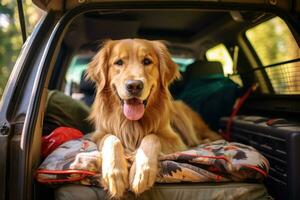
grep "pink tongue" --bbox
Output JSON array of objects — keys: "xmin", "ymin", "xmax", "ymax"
[{"xmin": 123, "ymin": 103, "xmax": 145, "ymax": 120}]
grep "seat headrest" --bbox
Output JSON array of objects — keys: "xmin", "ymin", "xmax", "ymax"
[{"xmin": 185, "ymin": 60, "xmax": 224, "ymax": 80}]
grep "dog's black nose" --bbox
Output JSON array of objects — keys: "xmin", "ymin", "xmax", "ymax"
[{"xmin": 126, "ymin": 80, "xmax": 144, "ymax": 96}]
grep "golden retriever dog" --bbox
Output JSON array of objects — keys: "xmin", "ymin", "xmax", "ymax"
[{"xmin": 86, "ymin": 39, "xmax": 221, "ymax": 198}]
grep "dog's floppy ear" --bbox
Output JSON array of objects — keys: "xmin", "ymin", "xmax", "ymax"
[
  {"xmin": 86, "ymin": 40, "xmax": 113, "ymax": 92},
  {"xmin": 152, "ymin": 41, "xmax": 180, "ymax": 88}
]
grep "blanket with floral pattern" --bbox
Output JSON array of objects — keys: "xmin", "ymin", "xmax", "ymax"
[{"xmin": 36, "ymin": 135, "xmax": 269, "ymax": 187}]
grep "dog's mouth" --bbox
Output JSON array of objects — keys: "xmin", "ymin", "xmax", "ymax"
[
  {"xmin": 121, "ymin": 98, "xmax": 148, "ymax": 107},
  {"xmin": 113, "ymin": 85, "xmax": 152, "ymax": 121},
  {"xmin": 121, "ymin": 98, "xmax": 147, "ymax": 121}
]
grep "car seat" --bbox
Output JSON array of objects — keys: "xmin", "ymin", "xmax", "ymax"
[
  {"xmin": 176, "ymin": 60, "xmax": 241, "ymax": 130},
  {"xmin": 79, "ymin": 70, "xmax": 96, "ymax": 107}
]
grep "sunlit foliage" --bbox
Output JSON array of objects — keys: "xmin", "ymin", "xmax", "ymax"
[
  {"xmin": 0, "ymin": 0, "xmax": 44, "ymax": 98},
  {"xmin": 246, "ymin": 17, "xmax": 300, "ymax": 66}
]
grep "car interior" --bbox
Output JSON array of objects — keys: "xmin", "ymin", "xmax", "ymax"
[{"xmin": 26, "ymin": 8, "xmax": 300, "ymax": 200}]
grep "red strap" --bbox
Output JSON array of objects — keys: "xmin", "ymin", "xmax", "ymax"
[
  {"xmin": 35, "ymin": 169, "xmax": 97, "ymax": 183},
  {"xmin": 222, "ymin": 84, "xmax": 258, "ymax": 141}
]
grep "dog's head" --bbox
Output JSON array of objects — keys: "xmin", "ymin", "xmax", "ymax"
[{"xmin": 86, "ymin": 39, "xmax": 180, "ymax": 121}]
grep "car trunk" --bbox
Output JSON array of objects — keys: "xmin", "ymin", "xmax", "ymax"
[{"xmin": 3, "ymin": 1, "xmax": 300, "ymax": 200}]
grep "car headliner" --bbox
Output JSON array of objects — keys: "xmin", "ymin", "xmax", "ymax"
[
  {"xmin": 62, "ymin": 9, "xmax": 268, "ymax": 57},
  {"xmin": 32, "ymin": 0, "xmax": 292, "ymax": 12}
]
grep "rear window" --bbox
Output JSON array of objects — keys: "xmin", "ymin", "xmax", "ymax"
[
  {"xmin": 206, "ymin": 44, "xmax": 242, "ymax": 85},
  {"xmin": 246, "ymin": 17, "xmax": 300, "ymax": 94},
  {"xmin": 206, "ymin": 44, "xmax": 233, "ymax": 76},
  {"xmin": 172, "ymin": 57, "xmax": 195, "ymax": 72},
  {"xmin": 66, "ymin": 56, "xmax": 91, "ymax": 85},
  {"xmin": 64, "ymin": 55, "xmax": 92, "ymax": 97}
]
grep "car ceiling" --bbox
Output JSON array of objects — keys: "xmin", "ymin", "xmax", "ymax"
[{"xmin": 63, "ymin": 9, "xmax": 267, "ymax": 57}]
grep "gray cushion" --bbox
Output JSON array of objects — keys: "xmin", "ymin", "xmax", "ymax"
[{"xmin": 55, "ymin": 182, "xmax": 270, "ymax": 200}]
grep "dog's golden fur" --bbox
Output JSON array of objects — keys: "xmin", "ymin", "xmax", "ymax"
[{"xmin": 86, "ymin": 39, "xmax": 221, "ymax": 198}]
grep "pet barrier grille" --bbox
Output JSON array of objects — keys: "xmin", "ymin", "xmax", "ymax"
[{"xmin": 231, "ymin": 58, "xmax": 300, "ymax": 95}]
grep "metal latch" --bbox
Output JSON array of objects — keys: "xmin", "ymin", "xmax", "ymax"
[{"xmin": 0, "ymin": 122, "xmax": 10, "ymax": 136}]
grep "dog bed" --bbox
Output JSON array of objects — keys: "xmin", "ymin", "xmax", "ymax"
[{"xmin": 36, "ymin": 134, "xmax": 269, "ymax": 187}]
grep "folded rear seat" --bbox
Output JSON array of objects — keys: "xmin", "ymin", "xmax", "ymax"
[
  {"xmin": 55, "ymin": 182, "xmax": 270, "ymax": 200},
  {"xmin": 220, "ymin": 115, "xmax": 300, "ymax": 200}
]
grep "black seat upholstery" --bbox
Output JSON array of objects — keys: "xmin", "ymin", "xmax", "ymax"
[
  {"xmin": 171, "ymin": 60, "xmax": 224, "ymax": 98},
  {"xmin": 79, "ymin": 70, "xmax": 95, "ymax": 106},
  {"xmin": 174, "ymin": 60, "xmax": 240, "ymax": 130},
  {"xmin": 184, "ymin": 60, "xmax": 224, "ymax": 80}
]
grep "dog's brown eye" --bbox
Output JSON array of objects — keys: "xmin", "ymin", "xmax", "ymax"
[
  {"xmin": 142, "ymin": 58, "xmax": 152, "ymax": 66},
  {"xmin": 114, "ymin": 59, "xmax": 124, "ymax": 66}
]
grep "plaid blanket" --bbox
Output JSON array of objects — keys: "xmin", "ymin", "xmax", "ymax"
[{"xmin": 36, "ymin": 135, "xmax": 269, "ymax": 187}]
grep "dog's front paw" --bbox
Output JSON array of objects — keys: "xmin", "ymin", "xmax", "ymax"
[
  {"xmin": 129, "ymin": 151, "xmax": 157, "ymax": 194},
  {"xmin": 101, "ymin": 135, "xmax": 129, "ymax": 198},
  {"xmin": 102, "ymin": 164, "xmax": 129, "ymax": 198}
]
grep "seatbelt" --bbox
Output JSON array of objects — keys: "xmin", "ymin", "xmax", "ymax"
[{"xmin": 222, "ymin": 83, "xmax": 258, "ymax": 141}]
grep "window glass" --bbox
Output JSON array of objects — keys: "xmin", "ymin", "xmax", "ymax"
[
  {"xmin": 246, "ymin": 17, "xmax": 300, "ymax": 94},
  {"xmin": 206, "ymin": 44, "xmax": 233, "ymax": 76},
  {"xmin": 172, "ymin": 57, "xmax": 195, "ymax": 72},
  {"xmin": 206, "ymin": 44, "xmax": 242, "ymax": 85},
  {"xmin": 246, "ymin": 17, "xmax": 300, "ymax": 66},
  {"xmin": 65, "ymin": 55, "xmax": 92, "ymax": 85},
  {"xmin": 64, "ymin": 54, "xmax": 93, "ymax": 98}
]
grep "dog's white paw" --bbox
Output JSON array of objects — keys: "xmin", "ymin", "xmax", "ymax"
[
  {"xmin": 129, "ymin": 150, "xmax": 157, "ymax": 195},
  {"xmin": 101, "ymin": 135, "xmax": 129, "ymax": 198},
  {"xmin": 102, "ymin": 165, "xmax": 129, "ymax": 198}
]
